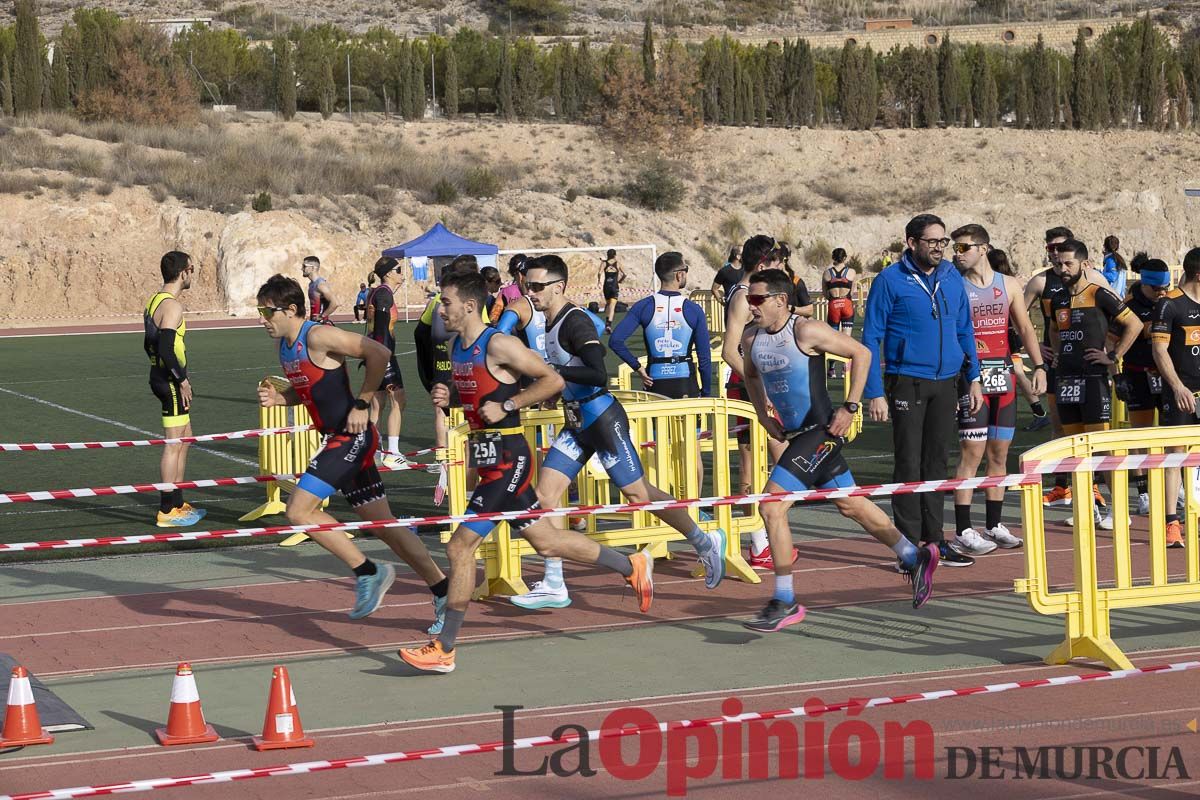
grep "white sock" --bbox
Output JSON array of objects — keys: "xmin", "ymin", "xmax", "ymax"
[
  {"xmin": 543, "ymin": 558, "xmax": 565, "ymax": 589},
  {"xmin": 772, "ymin": 573, "xmax": 795, "ymax": 603},
  {"xmin": 750, "ymin": 528, "xmax": 769, "ymax": 555},
  {"xmin": 387, "ymin": 436, "xmax": 400, "ymax": 455},
  {"xmin": 891, "ymin": 538, "xmax": 918, "ymax": 567}
]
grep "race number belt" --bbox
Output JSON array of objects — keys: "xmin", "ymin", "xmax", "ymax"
[
  {"xmin": 1149, "ymin": 371, "xmax": 1164, "ymax": 395},
  {"xmin": 1057, "ymin": 376, "xmax": 1086, "ymax": 405},
  {"xmin": 979, "ymin": 358, "xmax": 1014, "ymax": 396},
  {"xmin": 467, "ymin": 427, "xmax": 521, "ymax": 469},
  {"xmin": 562, "ymin": 389, "xmax": 605, "ymax": 430}
]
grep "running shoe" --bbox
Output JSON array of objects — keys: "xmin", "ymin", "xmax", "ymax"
[
  {"xmin": 1025, "ymin": 415, "xmax": 1052, "ymax": 432},
  {"xmin": 1098, "ymin": 512, "xmax": 1128, "ymax": 531},
  {"xmin": 698, "ymin": 509, "xmax": 714, "ymax": 522},
  {"xmin": 179, "ymin": 503, "xmax": 207, "ymax": 522},
  {"xmin": 904, "ymin": 543, "xmax": 939, "ymax": 609},
  {"xmin": 984, "ymin": 523, "xmax": 1023, "ymax": 549},
  {"xmin": 748, "ymin": 544, "xmax": 799, "ymax": 569},
  {"xmin": 569, "ymin": 516, "xmax": 588, "ymax": 532},
  {"xmin": 627, "ymin": 549, "xmax": 654, "ymax": 612},
  {"xmin": 511, "ymin": 581, "xmax": 572, "ymax": 609},
  {"xmin": 427, "ymin": 593, "xmax": 448, "ymax": 634},
  {"xmin": 937, "ymin": 542, "xmax": 975, "ymax": 567},
  {"xmin": 951, "ymin": 528, "xmax": 998, "ymax": 556},
  {"xmin": 1166, "ymin": 520, "xmax": 1185, "ymax": 549},
  {"xmin": 156, "ymin": 506, "xmax": 203, "ymax": 528},
  {"xmin": 349, "ymin": 563, "xmax": 395, "ymax": 619},
  {"xmin": 1042, "ymin": 485, "xmax": 1072, "ymax": 507},
  {"xmin": 698, "ymin": 528, "xmax": 727, "ymax": 590},
  {"xmin": 381, "ymin": 453, "xmax": 411, "ymax": 470},
  {"xmin": 1092, "ymin": 484, "xmax": 1108, "ymax": 510},
  {"xmin": 398, "ymin": 640, "xmax": 456, "ymax": 674},
  {"xmin": 743, "ymin": 599, "xmax": 806, "ymax": 632},
  {"xmin": 1137, "ymin": 492, "xmax": 1151, "ymax": 516}
]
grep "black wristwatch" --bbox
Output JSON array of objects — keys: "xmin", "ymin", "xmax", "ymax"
[
  {"xmin": 1107, "ymin": 350, "xmax": 1118, "ymax": 363},
  {"xmin": 1033, "ymin": 363, "xmax": 1047, "ymax": 371},
  {"xmin": 843, "ymin": 401, "xmax": 860, "ymax": 414},
  {"xmin": 353, "ymin": 398, "xmax": 370, "ymax": 411}
]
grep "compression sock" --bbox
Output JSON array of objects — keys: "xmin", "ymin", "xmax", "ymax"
[
  {"xmin": 955, "ymin": 504, "xmax": 972, "ymax": 534},
  {"xmin": 160, "ymin": 491, "xmax": 174, "ymax": 514},
  {"xmin": 986, "ymin": 499, "xmax": 1004, "ymax": 530},
  {"xmin": 542, "ymin": 558, "xmax": 565, "ymax": 589},
  {"xmin": 352, "ymin": 559, "xmax": 378, "ymax": 577},
  {"xmin": 438, "ymin": 609, "xmax": 466, "ymax": 651},
  {"xmin": 772, "ymin": 574, "xmax": 795, "ymax": 604},
  {"xmin": 1030, "ymin": 400, "xmax": 1047, "ymax": 418},
  {"xmin": 596, "ymin": 546, "xmax": 634, "ymax": 578},
  {"xmin": 891, "ymin": 537, "xmax": 918, "ymax": 568},
  {"xmin": 749, "ymin": 528, "xmax": 770, "ymax": 555},
  {"xmin": 682, "ymin": 524, "xmax": 714, "ymax": 554},
  {"xmin": 429, "ymin": 577, "xmax": 449, "ymax": 598},
  {"xmin": 1135, "ymin": 476, "xmax": 1148, "ymax": 495}
]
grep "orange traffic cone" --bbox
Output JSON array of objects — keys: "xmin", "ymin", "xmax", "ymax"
[
  {"xmin": 253, "ymin": 666, "xmax": 314, "ymax": 751},
  {"xmin": 155, "ymin": 663, "xmax": 219, "ymax": 746},
  {"xmin": 0, "ymin": 665, "xmax": 54, "ymax": 747}
]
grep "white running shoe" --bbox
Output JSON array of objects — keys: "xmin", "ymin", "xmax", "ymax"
[
  {"xmin": 984, "ymin": 523, "xmax": 1023, "ymax": 549},
  {"xmin": 1098, "ymin": 512, "xmax": 1129, "ymax": 531},
  {"xmin": 950, "ymin": 528, "xmax": 998, "ymax": 556},
  {"xmin": 511, "ymin": 581, "xmax": 571, "ymax": 609},
  {"xmin": 1137, "ymin": 493, "xmax": 1151, "ymax": 516},
  {"xmin": 381, "ymin": 453, "xmax": 410, "ymax": 470}
]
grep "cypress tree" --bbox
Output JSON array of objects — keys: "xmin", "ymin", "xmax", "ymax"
[
  {"xmin": 49, "ymin": 48, "xmax": 69, "ymax": 110},
  {"xmin": 275, "ymin": 36, "xmax": 296, "ymax": 120},
  {"xmin": 699, "ymin": 40, "xmax": 719, "ymax": 123},
  {"xmin": 396, "ymin": 42, "xmax": 412, "ymax": 119},
  {"xmin": 754, "ymin": 62, "xmax": 768, "ymax": 126},
  {"xmin": 1029, "ymin": 35, "xmax": 1054, "ymax": 128},
  {"xmin": 443, "ymin": 45, "xmax": 459, "ymax": 118},
  {"xmin": 796, "ymin": 39, "xmax": 816, "ymax": 126},
  {"xmin": 837, "ymin": 41, "xmax": 858, "ymax": 128},
  {"xmin": 1, "ymin": 57, "xmax": 12, "ymax": 116},
  {"xmin": 559, "ymin": 44, "xmax": 577, "ymax": 120},
  {"xmin": 1133, "ymin": 14, "xmax": 1157, "ymax": 126},
  {"xmin": 1150, "ymin": 62, "xmax": 1167, "ymax": 129},
  {"xmin": 918, "ymin": 50, "xmax": 939, "ymax": 127},
  {"xmin": 740, "ymin": 60, "xmax": 754, "ymax": 125},
  {"xmin": 980, "ymin": 54, "xmax": 998, "ymax": 126},
  {"xmin": 1182, "ymin": 39, "xmax": 1200, "ymax": 128},
  {"xmin": 719, "ymin": 36, "xmax": 735, "ymax": 125},
  {"xmin": 641, "ymin": 18, "xmax": 655, "ymax": 84},
  {"xmin": 497, "ymin": 37, "xmax": 514, "ymax": 120},
  {"xmin": 513, "ymin": 40, "xmax": 537, "ymax": 120},
  {"xmin": 13, "ymin": 0, "xmax": 42, "ymax": 114},
  {"xmin": 39, "ymin": 52, "xmax": 49, "ymax": 111},
  {"xmin": 1070, "ymin": 28, "xmax": 1092, "ymax": 129},
  {"xmin": 317, "ymin": 54, "xmax": 335, "ymax": 118},
  {"xmin": 575, "ymin": 38, "xmax": 597, "ymax": 116},
  {"xmin": 1110, "ymin": 64, "xmax": 1129, "ymax": 127},
  {"xmin": 409, "ymin": 44, "xmax": 424, "ymax": 119},
  {"xmin": 938, "ymin": 33, "xmax": 959, "ymax": 125},
  {"xmin": 1089, "ymin": 52, "xmax": 1110, "ymax": 128}
]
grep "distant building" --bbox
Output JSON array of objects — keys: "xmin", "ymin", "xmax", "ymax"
[
  {"xmin": 864, "ymin": 18, "xmax": 914, "ymax": 31},
  {"xmin": 148, "ymin": 17, "xmax": 213, "ymax": 38}
]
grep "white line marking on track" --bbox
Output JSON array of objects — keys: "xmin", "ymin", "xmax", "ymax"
[{"xmin": 0, "ymin": 386, "xmax": 257, "ymax": 468}]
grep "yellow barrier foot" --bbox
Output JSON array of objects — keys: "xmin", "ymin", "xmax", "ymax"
[
  {"xmin": 475, "ymin": 577, "xmax": 530, "ymax": 601},
  {"xmin": 238, "ymin": 500, "xmax": 288, "ymax": 523},
  {"xmin": 644, "ymin": 541, "xmax": 673, "ymax": 561},
  {"xmin": 276, "ymin": 531, "xmax": 356, "ymax": 547},
  {"xmin": 1044, "ymin": 635, "xmax": 1135, "ymax": 672}
]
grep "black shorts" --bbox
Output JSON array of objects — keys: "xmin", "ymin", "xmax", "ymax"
[
  {"xmin": 543, "ymin": 400, "xmax": 645, "ymax": 488},
  {"xmin": 603, "ymin": 285, "xmax": 619, "ymax": 302},
  {"xmin": 149, "ymin": 370, "xmax": 189, "ymax": 428},
  {"xmin": 652, "ymin": 376, "xmax": 699, "ymax": 400},
  {"xmin": 1119, "ymin": 369, "xmax": 1161, "ymax": 414},
  {"xmin": 462, "ymin": 433, "xmax": 539, "ymax": 537},
  {"xmin": 766, "ymin": 425, "xmax": 853, "ymax": 492},
  {"xmin": 726, "ymin": 383, "xmax": 752, "ymax": 445},
  {"xmin": 958, "ymin": 374, "xmax": 1017, "ymax": 441},
  {"xmin": 380, "ymin": 357, "xmax": 404, "ymax": 391},
  {"xmin": 1056, "ymin": 374, "xmax": 1112, "ymax": 429},
  {"xmin": 298, "ymin": 425, "xmax": 385, "ymax": 508},
  {"xmin": 1159, "ymin": 386, "xmax": 1200, "ymax": 426}
]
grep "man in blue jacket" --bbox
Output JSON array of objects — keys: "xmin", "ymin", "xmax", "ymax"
[{"xmin": 862, "ymin": 214, "xmax": 983, "ymax": 567}]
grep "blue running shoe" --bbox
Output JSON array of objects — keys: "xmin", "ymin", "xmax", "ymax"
[
  {"xmin": 349, "ymin": 563, "xmax": 395, "ymax": 619},
  {"xmin": 699, "ymin": 528, "xmax": 727, "ymax": 590},
  {"xmin": 698, "ymin": 509, "xmax": 714, "ymax": 522},
  {"xmin": 427, "ymin": 593, "xmax": 448, "ymax": 635}
]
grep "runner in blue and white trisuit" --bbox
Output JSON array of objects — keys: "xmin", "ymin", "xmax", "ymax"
[
  {"xmin": 524, "ymin": 254, "xmax": 729, "ymax": 598},
  {"xmin": 739, "ymin": 269, "xmax": 939, "ymax": 632}
]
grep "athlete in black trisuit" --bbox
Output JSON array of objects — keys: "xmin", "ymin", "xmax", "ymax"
[{"xmin": 599, "ymin": 248, "xmax": 625, "ymax": 333}]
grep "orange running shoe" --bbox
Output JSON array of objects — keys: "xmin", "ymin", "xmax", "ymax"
[
  {"xmin": 1043, "ymin": 486, "xmax": 1072, "ymax": 507},
  {"xmin": 398, "ymin": 641, "xmax": 456, "ymax": 673},
  {"xmin": 627, "ymin": 550, "xmax": 654, "ymax": 613},
  {"xmin": 1166, "ymin": 520, "xmax": 1185, "ymax": 549}
]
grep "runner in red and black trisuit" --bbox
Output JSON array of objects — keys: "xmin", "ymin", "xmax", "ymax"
[
  {"xmin": 1117, "ymin": 258, "xmax": 1174, "ymax": 518},
  {"xmin": 398, "ymin": 270, "xmax": 654, "ymax": 675},
  {"xmin": 254, "ymin": 273, "xmax": 449, "ymax": 633},
  {"xmin": 1150, "ymin": 248, "xmax": 1200, "ymax": 548}
]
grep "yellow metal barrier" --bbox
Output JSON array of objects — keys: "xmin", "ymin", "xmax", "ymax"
[
  {"xmin": 443, "ymin": 397, "xmax": 768, "ymax": 599},
  {"xmin": 1016, "ymin": 426, "xmax": 1200, "ymax": 670},
  {"xmin": 690, "ymin": 289, "xmax": 724, "ymax": 338},
  {"xmin": 239, "ymin": 383, "xmax": 327, "ymax": 538}
]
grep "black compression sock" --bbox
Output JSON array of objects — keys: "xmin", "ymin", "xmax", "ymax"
[
  {"xmin": 429, "ymin": 577, "xmax": 449, "ymax": 598},
  {"xmin": 1030, "ymin": 401, "xmax": 1047, "ymax": 418},
  {"xmin": 1135, "ymin": 476, "xmax": 1148, "ymax": 494},
  {"xmin": 954, "ymin": 504, "xmax": 972, "ymax": 534},
  {"xmin": 985, "ymin": 499, "xmax": 1004, "ymax": 531},
  {"xmin": 352, "ymin": 559, "xmax": 378, "ymax": 577},
  {"xmin": 160, "ymin": 491, "xmax": 174, "ymax": 513}
]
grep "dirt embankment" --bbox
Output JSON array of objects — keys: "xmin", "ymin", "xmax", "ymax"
[{"xmin": 1, "ymin": 118, "xmax": 1197, "ymax": 327}]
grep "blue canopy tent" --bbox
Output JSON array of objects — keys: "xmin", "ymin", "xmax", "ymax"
[{"xmin": 382, "ymin": 223, "xmax": 498, "ymax": 319}]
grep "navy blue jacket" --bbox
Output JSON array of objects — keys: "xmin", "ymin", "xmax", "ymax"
[{"xmin": 861, "ymin": 252, "xmax": 980, "ymax": 399}]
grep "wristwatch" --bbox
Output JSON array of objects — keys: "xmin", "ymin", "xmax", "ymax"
[
  {"xmin": 1107, "ymin": 350, "xmax": 1118, "ymax": 363},
  {"xmin": 843, "ymin": 401, "xmax": 860, "ymax": 414},
  {"xmin": 1033, "ymin": 363, "xmax": 1047, "ymax": 371},
  {"xmin": 353, "ymin": 398, "xmax": 370, "ymax": 411},
  {"xmin": 502, "ymin": 399, "xmax": 518, "ymax": 413}
]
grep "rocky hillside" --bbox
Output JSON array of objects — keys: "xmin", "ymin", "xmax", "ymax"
[{"xmin": 0, "ymin": 113, "xmax": 1197, "ymax": 325}]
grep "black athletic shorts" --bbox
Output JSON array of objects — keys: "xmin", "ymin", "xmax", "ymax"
[
  {"xmin": 603, "ymin": 285, "xmax": 619, "ymax": 302},
  {"xmin": 1056, "ymin": 374, "xmax": 1113, "ymax": 429},
  {"xmin": 727, "ymin": 383, "xmax": 752, "ymax": 445},
  {"xmin": 1159, "ymin": 384, "xmax": 1200, "ymax": 427},
  {"xmin": 149, "ymin": 369, "xmax": 189, "ymax": 428},
  {"xmin": 652, "ymin": 376, "xmax": 699, "ymax": 400},
  {"xmin": 380, "ymin": 356, "xmax": 404, "ymax": 391},
  {"xmin": 766, "ymin": 425, "xmax": 853, "ymax": 493},
  {"xmin": 298, "ymin": 424, "xmax": 385, "ymax": 508},
  {"xmin": 462, "ymin": 433, "xmax": 539, "ymax": 537},
  {"xmin": 1119, "ymin": 369, "xmax": 1162, "ymax": 414}
]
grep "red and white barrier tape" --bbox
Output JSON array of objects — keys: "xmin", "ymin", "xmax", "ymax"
[
  {"xmin": 0, "ymin": 461, "xmax": 448, "ymax": 505},
  {"xmin": 0, "ymin": 473, "xmax": 1042, "ymax": 553},
  {"xmin": 0, "ymin": 426, "xmax": 311, "ymax": 452},
  {"xmin": 1026, "ymin": 450, "xmax": 1200, "ymax": 474},
  {"xmin": 4, "ymin": 660, "xmax": 1196, "ymax": 800}
]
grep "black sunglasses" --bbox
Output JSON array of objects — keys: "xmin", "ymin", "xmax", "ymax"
[
  {"xmin": 526, "ymin": 279, "xmax": 565, "ymax": 293},
  {"xmin": 257, "ymin": 305, "xmax": 288, "ymax": 318}
]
